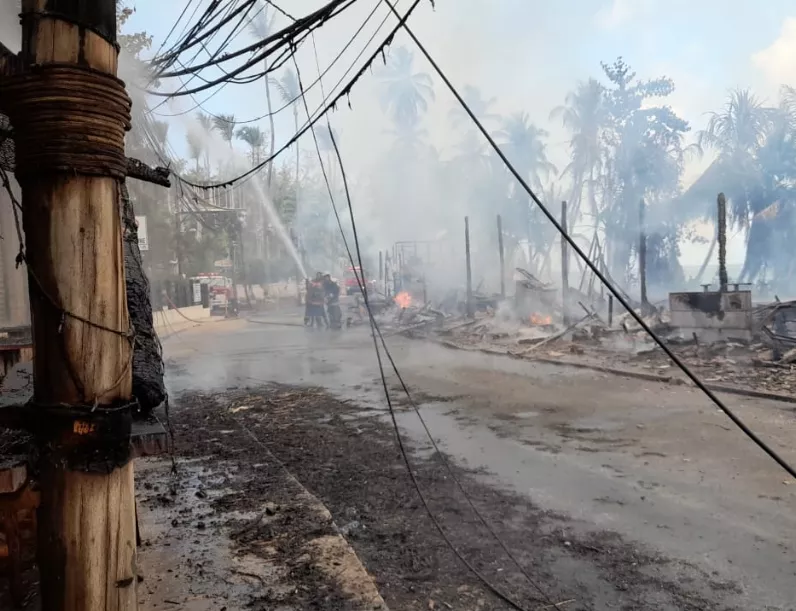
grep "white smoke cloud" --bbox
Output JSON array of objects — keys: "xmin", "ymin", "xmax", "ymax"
[{"xmin": 751, "ymin": 17, "xmax": 796, "ymax": 95}]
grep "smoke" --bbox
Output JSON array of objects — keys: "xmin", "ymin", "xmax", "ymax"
[{"xmin": 0, "ymin": 2, "xmax": 20, "ymax": 54}]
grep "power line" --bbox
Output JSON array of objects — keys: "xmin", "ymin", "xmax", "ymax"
[
  {"xmin": 293, "ymin": 32, "xmax": 561, "ymax": 611},
  {"xmin": 169, "ymin": 0, "xmax": 426, "ymax": 192},
  {"xmin": 380, "ymin": 0, "xmax": 796, "ymax": 481}
]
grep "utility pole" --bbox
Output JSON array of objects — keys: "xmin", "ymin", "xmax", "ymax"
[
  {"xmin": 497, "ymin": 214, "xmax": 505, "ymax": 299},
  {"xmin": 560, "ymin": 202, "xmax": 569, "ymax": 324},
  {"xmin": 639, "ymin": 198, "xmax": 648, "ymax": 306},
  {"xmin": 465, "ymin": 216, "xmax": 473, "ymax": 318},
  {"xmin": 717, "ymin": 192, "xmax": 728, "ymax": 292},
  {"xmin": 5, "ymin": 2, "xmax": 138, "ymax": 609}
]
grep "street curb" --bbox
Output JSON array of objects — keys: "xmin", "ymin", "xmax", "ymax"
[
  {"xmin": 434, "ymin": 339, "xmax": 796, "ymax": 406},
  {"xmin": 237, "ymin": 422, "xmax": 390, "ymax": 610}
]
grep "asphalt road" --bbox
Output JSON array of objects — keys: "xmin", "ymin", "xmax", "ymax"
[{"xmin": 163, "ymin": 309, "xmax": 796, "ymax": 610}]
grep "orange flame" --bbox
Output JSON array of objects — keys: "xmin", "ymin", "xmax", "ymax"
[
  {"xmin": 395, "ymin": 291, "xmax": 412, "ymax": 308},
  {"xmin": 529, "ymin": 313, "xmax": 552, "ymax": 325}
]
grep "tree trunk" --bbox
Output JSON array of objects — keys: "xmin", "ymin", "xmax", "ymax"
[{"xmin": 14, "ymin": 2, "xmax": 138, "ymax": 608}]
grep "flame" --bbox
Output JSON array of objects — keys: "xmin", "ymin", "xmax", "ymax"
[
  {"xmin": 395, "ymin": 291, "xmax": 412, "ymax": 308},
  {"xmin": 529, "ymin": 313, "xmax": 552, "ymax": 325}
]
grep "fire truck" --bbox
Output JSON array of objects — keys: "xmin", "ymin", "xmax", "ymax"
[{"xmin": 191, "ymin": 273, "xmax": 234, "ymax": 316}]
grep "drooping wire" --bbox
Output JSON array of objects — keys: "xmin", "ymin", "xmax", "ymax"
[
  {"xmin": 168, "ymin": 0, "xmax": 427, "ymax": 192},
  {"xmin": 380, "ymin": 0, "xmax": 796, "ymax": 480},
  {"xmin": 293, "ymin": 33, "xmax": 561, "ymax": 611},
  {"xmin": 152, "ymin": 0, "xmax": 388, "ymax": 125}
]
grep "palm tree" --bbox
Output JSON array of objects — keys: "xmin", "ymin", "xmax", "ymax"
[
  {"xmin": 551, "ymin": 78, "xmax": 606, "ymax": 222},
  {"xmin": 377, "ymin": 46, "xmax": 435, "ymax": 129},
  {"xmin": 249, "ymin": 2, "xmax": 277, "ymax": 188},
  {"xmin": 496, "ymin": 112, "xmax": 557, "ymax": 191},
  {"xmin": 270, "ymin": 68, "xmax": 301, "ymax": 185},
  {"xmin": 235, "ymin": 125, "xmax": 266, "ymax": 165},
  {"xmin": 186, "ymin": 131, "xmax": 204, "ymax": 172},
  {"xmin": 212, "ymin": 113, "xmax": 236, "ymax": 148},
  {"xmin": 448, "ymin": 85, "xmax": 499, "ymax": 128},
  {"xmin": 196, "ymin": 112, "xmax": 213, "ymax": 170}
]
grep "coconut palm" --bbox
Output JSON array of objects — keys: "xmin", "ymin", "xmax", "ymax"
[
  {"xmin": 186, "ymin": 131, "xmax": 204, "ymax": 172},
  {"xmin": 496, "ymin": 112, "xmax": 557, "ymax": 191},
  {"xmin": 249, "ymin": 2, "xmax": 277, "ymax": 187},
  {"xmin": 448, "ymin": 85, "xmax": 499, "ymax": 128},
  {"xmin": 551, "ymin": 78, "xmax": 606, "ymax": 221},
  {"xmin": 235, "ymin": 125, "xmax": 266, "ymax": 164},
  {"xmin": 377, "ymin": 46, "xmax": 435, "ymax": 129},
  {"xmin": 270, "ymin": 68, "xmax": 301, "ymax": 185},
  {"xmin": 212, "ymin": 114, "xmax": 236, "ymax": 148}
]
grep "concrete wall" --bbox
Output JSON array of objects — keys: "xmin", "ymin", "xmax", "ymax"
[{"xmin": 669, "ymin": 290, "xmax": 753, "ymax": 342}]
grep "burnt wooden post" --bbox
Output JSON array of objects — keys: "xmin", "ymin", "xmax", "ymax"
[
  {"xmin": 639, "ymin": 198, "xmax": 648, "ymax": 305},
  {"xmin": 5, "ymin": 1, "xmax": 138, "ymax": 608},
  {"xmin": 717, "ymin": 192, "xmax": 728, "ymax": 291},
  {"xmin": 465, "ymin": 216, "xmax": 473, "ymax": 317},
  {"xmin": 560, "ymin": 201, "xmax": 569, "ymax": 324},
  {"xmin": 608, "ymin": 295, "xmax": 614, "ymax": 327},
  {"xmin": 497, "ymin": 214, "xmax": 505, "ymax": 299}
]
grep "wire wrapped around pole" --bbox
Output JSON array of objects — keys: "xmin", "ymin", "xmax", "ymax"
[{"xmin": 0, "ymin": 63, "xmax": 132, "ymax": 180}]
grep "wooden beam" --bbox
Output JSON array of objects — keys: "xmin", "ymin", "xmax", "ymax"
[{"xmin": 15, "ymin": 1, "xmax": 138, "ymax": 609}]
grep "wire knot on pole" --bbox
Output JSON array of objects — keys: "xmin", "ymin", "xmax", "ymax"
[{"xmin": 0, "ymin": 63, "xmax": 132, "ymax": 180}]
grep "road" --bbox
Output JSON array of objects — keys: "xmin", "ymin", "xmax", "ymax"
[{"xmin": 162, "ymin": 309, "xmax": 796, "ymax": 610}]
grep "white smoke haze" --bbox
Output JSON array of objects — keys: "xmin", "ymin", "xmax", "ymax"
[{"xmin": 4, "ymin": 1, "xmax": 796, "ymax": 297}]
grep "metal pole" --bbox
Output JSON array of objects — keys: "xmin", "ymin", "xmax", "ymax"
[
  {"xmin": 639, "ymin": 198, "xmax": 648, "ymax": 305},
  {"xmin": 717, "ymin": 192, "xmax": 728, "ymax": 292},
  {"xmin": 497, "ymin": 214, "xmax": 505, "ymax": 299},
  {"xmin": 560, "ymin": 202, "xmax": 569, "ymax": 324},
  {"xmin": 465, "ymin": 216, "xmax": 473, "ymax": 317}
]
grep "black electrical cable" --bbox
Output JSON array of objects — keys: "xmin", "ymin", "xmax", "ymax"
[
  {"xmin": 170, "ymin": 0, "xmax": 426, "ymax": 191},
  {"xmin": 381, "ymin": 0, "xmax": 796, "ymax": 480},
  {"xmin": 293, "ymin": 42, "xmax": 560, "ymax": 611},
  {"xmin": 153, "ymin": 0, "xmax": 388, "ymax": 123},
  {"xmin": 152, "ymin": 0, "xmax": 357, "ymax": 81}
]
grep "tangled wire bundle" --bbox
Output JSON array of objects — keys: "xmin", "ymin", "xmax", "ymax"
[{"xmin": 0, "ymin": 63, "xmax": 131, "ymax": 180}]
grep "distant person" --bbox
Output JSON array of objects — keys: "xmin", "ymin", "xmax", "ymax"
[
  {"xmin": 323, "ymin": 273, "xmax": 342, "ymax": 330},
  {"xmin": 306, "ymin": 272, "xmax": 327, "ymax": 328}
]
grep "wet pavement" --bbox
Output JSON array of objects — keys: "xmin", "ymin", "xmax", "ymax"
[{"xmin": 162, "ymin": 309, "xmax": 796, "ymax": 610}]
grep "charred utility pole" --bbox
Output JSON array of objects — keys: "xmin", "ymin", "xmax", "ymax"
[
  {"xmin": 639, "ymin": 198, "xmax": 648, "ymax": 306},
  {"xmin": 465, "ymin": 216, "xmax": 473, "ymax": 317},
  {"xmin": 2, "ymin": 2, "xmax": 138, "ymax": 609},
  {"xmin": 560, "ymin": 202, "xmax": 569, "ymax": 324},
  {"xmin": 717, "ymin": 192, "xmax": 728, "ymax": 291},
  {"xmin": 497, "ymin": 214, "xmax": 505, "ymax": 299}
]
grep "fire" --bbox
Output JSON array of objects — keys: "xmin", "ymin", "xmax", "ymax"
[
  {"xmin": 395, "ymin": 291, "xmax": 412, "ymax": 309},
  {"xmin": 529, "ymin": 313, "xmax": 552, "ymax": 325}
]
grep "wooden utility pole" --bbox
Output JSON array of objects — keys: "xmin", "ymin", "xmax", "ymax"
[
  {"xmin": 639, "ymin": 198, "xmax": 648, "ymax": 306},
  {"xmin": 560, "ymin": 202, "xmax": 569, "ymax": 324},
  {"xmin": 5, "ymin": 2, "xmax": 138, "ymax": 609},
  {"xmin": 717, "ymin": 192, "xmax": 728, "ymax": 291},
  {"xmin": 465, "ymin": 216, "xmax": 473, "ymax": 317},
  {"xmin": 497, "ymin": 214, "xmax": 505, "ymax": 299}
]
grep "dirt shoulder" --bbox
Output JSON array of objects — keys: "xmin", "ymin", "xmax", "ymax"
[
  {"xmin": 136, "ymin": 389, "xmax": 386, "ymax": 611},
  {"xmin": 171, "ymin": 384, "xmax": 748, "ymax": 611}
]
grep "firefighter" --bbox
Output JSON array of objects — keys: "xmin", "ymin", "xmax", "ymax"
[
  {"xmin": 323, "ymin": 273, "xmax": 342, "ymax": 330},
  {"xmin": 306, "ymin": 272, "xmax": 327, "ymax": 328}
]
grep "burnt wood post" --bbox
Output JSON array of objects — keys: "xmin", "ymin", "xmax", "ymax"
[
  {"xmin": 560, "ymin": 201, "xmax": 569, "ymax": 324},
  {"xmin": 497, "ymin": 214, "xmax": 505, "ymax": 299},
  {"xmin": 639, "ymin": 198, "xmax": 648, "ymax": 306},
  {"xmin": 5, "ymin": 1, "xmax": 139, "ymax": 608},
  {"xmin": 717, "ymin": 192, "xmax": 728, "ymax": 292},
  {"xmin": 465, "ymin": 216, "xmax": 473, "ymax": 317}
]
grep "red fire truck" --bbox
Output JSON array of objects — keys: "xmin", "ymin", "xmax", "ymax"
[{"xmin": 191, "ymin": 273, "xmax": 234, "ymax": 315}]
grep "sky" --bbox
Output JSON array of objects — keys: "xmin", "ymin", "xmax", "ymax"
[{"xmin": 5, "ymin": 0, "xmax": 794, "ymax": 269}]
